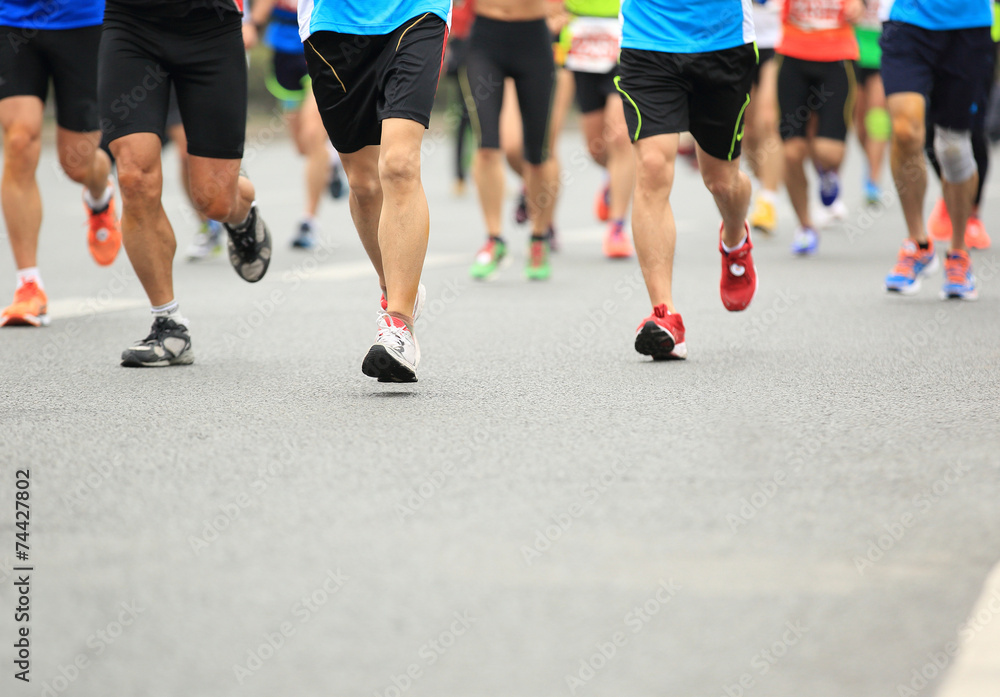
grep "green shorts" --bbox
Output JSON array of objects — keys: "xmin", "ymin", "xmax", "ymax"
[{"xmin": 855, "ymin": 26, "xmax": 882, "ymax": 70}]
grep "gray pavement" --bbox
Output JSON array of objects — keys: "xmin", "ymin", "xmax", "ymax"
[{"xmin": 1, "ymin": 124, "xmax": 999, "ymax": 697}]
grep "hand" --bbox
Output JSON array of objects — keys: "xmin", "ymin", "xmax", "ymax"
[{"xmin": 242, "ymin": 22, "xmax": 258, "ymax": 50}]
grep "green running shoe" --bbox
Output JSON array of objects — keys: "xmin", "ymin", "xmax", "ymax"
[
  {"xmin": 470, "ymin": 237, "xmax": 507, "ymax": 280},
  {"xmin": 525, "ymin": 237, "xmax": 551, "ymax": 281}
]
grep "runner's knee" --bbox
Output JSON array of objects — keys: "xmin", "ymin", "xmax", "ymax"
[{"xmin": 3, "ymin": 125, "xmax": 42, "ymax": 176}]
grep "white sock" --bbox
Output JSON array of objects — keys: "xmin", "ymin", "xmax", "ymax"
[
  {"xmin": 233, "ymin": 201, "xmax": 257, "ymax": 231},
  {"xmin": 151, "ymin": 300, "xmax": 188, "ymax": 325},
  {"xmin": 721, "ymin": 233, "xmax": 748, "ymax": 253},
  {"xmin": 16, "ymin": 267, "xmax": 43, "ymax": 291},
  {"xmin": 758, "ymin": 189, "xmax": 777, "ymax": 205},
  {"xmin": 84, "ymin": 183, "xmax": 113, "ymax": 212}
]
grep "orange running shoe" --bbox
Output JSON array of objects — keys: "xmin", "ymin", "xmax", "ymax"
[
  {"xmin": 0, "ymin": 280, "xmax": 49, "ymax": 327},
  {"xmin": 594, "ymin": 182, "xmax": 610, "ymax": 222},
  {"xmin": 927, "ymin": 197, "xmax": 951, "ymax": 242},
  {"xmin": 86, "ymin": 190, "xmax": 122, "ymax": 266},
  {"xmin": 603, "ymin": 221, "xmax": 634, "ymax": 258},
  {"xmin": 965, "ymin": 215, "xmax": 990, "ymax": 250}
]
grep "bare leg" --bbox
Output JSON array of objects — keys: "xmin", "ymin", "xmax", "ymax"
[
  {"xmin": 783, "ymin": 137, "xmax": 813, "ymax": 229},
  {"xmin": 291, "ymin": 92, "xmax": 330, "ymax": 219},
  {"xmin": 943, "ymin": 175, "xmax": 978, "ymax": 252},
  {"xmin": 751, "ymin": 60, "xmax": 783, "ymax": 194},
  {"xmin": 887, "ymin": 93, "xmax": 928, "ymax": 243},
  {"xmin": 0, "ymin": 97, "xmax": 44, "ymax": 269},
  {"xmin": 339, "ymin": 146, "xmax": 385, "ymax": 287},
  {"xmin": 696, "ymin": 146, "xmax": 752, "ymax": 247},
  {"xmin": 632, "ymin": 134, "xmax": 679, "ymax": 310},
  {"xmin": 473, "ymin": 148, "xmax": 506, "ymax": 235},
  {"xmin": 166, "ymin": 123, "xmax": 208, "ymax": 224},
  {"xmin": 111, "ymin": 133, "xmax": 175, "ymax": 306},
  {"xmin": 56, "ymin": 127, "xmax": 111, "ymax": 200},
  {"xmin": 378, "ymin": 118, "xmax": 429, "ymax": 320}
]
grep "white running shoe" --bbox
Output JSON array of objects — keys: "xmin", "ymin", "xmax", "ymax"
[
  {"xmin": 814, "ymin": 198, "xmax": 849, "ymax": 229},
  {"xmin": 362, "ymin": 313, "xmax": 420, "ymax": 382}
]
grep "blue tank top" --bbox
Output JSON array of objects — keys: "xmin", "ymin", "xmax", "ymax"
[
  {"xmin": 620, "ymin": 0, "xmax": 755, "ymax": 54},
  {"xmin": 0, "ymin": 0, "xmax": 104, "ymax": 30},
  {"xmin": 889, "ymin": 0, "xmax": 992, "ymax": 30},
  {"xmin": 298, "ymin": 0, "xmax": 451, "ymax": 39},
  {"xmin": 267, "ymin": 5, "xmax": 304, "ymax": 55}
]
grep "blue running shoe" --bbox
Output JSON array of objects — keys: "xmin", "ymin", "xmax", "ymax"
[
  {"xmin": 817, "ymin": 167, "xmax": 840, "ymax": 207},
  {"xmin": 791, "ymin": 226, "xmax": 819, "ymax": 255},
  {"xmin": 291, "ymin": 220, "xmax": 317, "ymax": 250},
  {"xmin": 864, "ymin": 178, "xmax": 882, "ymax": 206},
  {"xmin": 885, "ymin": 240, "xmax": 938, "ymax": 294},
  {"xmin": 941, "ymin": 250, "xmax": 978, "ymax": 300}
]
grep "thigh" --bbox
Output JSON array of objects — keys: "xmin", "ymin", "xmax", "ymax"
[
  {"xmin": 171, "ymin": 16, "xmax": 247, "ymax": 159},
  {"xmin": 0, "ymin": 27, "xmax": 50, "ymax": 106},
  {"xmin": 98, "ymin": 18, "xmax": 172, "ymax": 147},
  {"xmin": 929, "ymin": 27, "xmax": 994, "ymax": 131},
  {"xmin": 462, "ymin": 25, "xmax": 507, "ymax": 150},
  {"xmin": 378, "ymin": 15, "xmax": 448, "ymax": 127},
  {"xmin": 43, "ymin": 25, "xmax": 102, "ymax": 133},
  {"xmin": 511, "ymin": 28, "xmax": 556, "ymax": 165},
  {"xmin": 303, "ymin": 31, "xmax": 384, "ymax": 154},
  {"xmin": 689, "ymin": 43, "xmax": 757, "ymax": 161},
  {"xmin": 616, "ymin": 48, "xmax": 691, "ymax": 143},
  {"xmin": 814, "ymin": 60, "xmax": 854, "ymax": 142}
]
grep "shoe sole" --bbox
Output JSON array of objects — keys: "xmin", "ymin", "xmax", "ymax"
[
  {"xmin": 635, "ymin": 322, "xmax": 687, "ymax": 360},
  {"xmin": 362, "ymin": 344, "xmax": 417, "ymax": 382},
  {"xmin": 120, "ymin": 350, "xmax": 195, "ymax": 367},
  {"xmin": 940, "ymin": 288, "xmax": 979, "ymax": 301},
  {"xmin": 0, "ymin": 313, "xmax": 50, "ymax": 327},
  {"xmin": 227, "ymin": 211, "xmax": 272, "ymax": 283}
]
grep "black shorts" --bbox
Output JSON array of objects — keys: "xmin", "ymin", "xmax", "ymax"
[
  {"xmin": 616, "ymin": 44, "xmax": 757, "ymax": 161},
  {"xmin": 0, "ymin": 25, "xmax": 101, "ymax": 132},
  {"xmin": 98, "ymin": 8, "xmax": 247, "ymax": 159},
  {"xmin": 304, "ymin": 14, "xmax": 447, "ymax": 154},
  {"xmin": 461, "ymin": 16, "xmax": 555, "ymax": 165},
  {"xmin": 753, "ymin": 47, "xmax": 776, "ymax": 86},
  {"xmin": 854, "ymin": 63, "xmax": 880, "ymax": 85},
  {"xmin": 880, "ymin": 21, "xmax": 994, "ymax": 131},
  {"xmin": 776, "ymin": 56, "xmax": 855, "ymax": 142},
  {"xmin": 573, "ymin": 68, "xmax": 617, "ymax": 114}
]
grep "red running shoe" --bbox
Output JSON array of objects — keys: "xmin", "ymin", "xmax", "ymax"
[
  {"xmin": 928, "ymin": 197, "xmax": 951, "ymax": 242},
  {"xmin": 719, "ymin": 221, "xmax": 757, "ymax": 311},
  {"xmin": 634, "ymin": 304, "xmax": 686, "ymax": 360}
]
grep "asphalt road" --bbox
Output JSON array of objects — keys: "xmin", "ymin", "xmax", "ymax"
[{"xmin": 1, "ymin": 121, "xmax": 999, "ymax": 697}]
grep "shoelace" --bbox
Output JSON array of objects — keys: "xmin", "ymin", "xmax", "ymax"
[
  {"xmin": 229, "ymin": 210, "xmax": 257, "ymax": 253},
  {"xmin": 892, "ymin": 247, "xmax": 920, "ymax": 275},
  {"xmin": 945, "ymin": 255, "xmax": 970, "ymax": 285},
  {"xmin": 377, "ymin": 317, "xmax": 410, "ymax": 352}
]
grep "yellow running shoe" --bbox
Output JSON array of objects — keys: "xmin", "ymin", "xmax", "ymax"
[{"xmin": 749, "ymin": 197, "xmax": 776, "ymax": 235}]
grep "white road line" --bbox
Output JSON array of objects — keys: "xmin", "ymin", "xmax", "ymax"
[
  {"xmin": 935, "ymin": 560, "xmax": 1000, "ymax": 697},
  {"xmin": 48, "ymin": 297, "xmax": 147, "ymax": 320},
  {"xmin": 306, "ymin": 252, "xmax": 468, "ymax": 281}
]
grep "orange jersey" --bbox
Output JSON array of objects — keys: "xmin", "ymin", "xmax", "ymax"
[{"xmin": 778, "ymin": 0, "xmax": 859, "ymax": 61}]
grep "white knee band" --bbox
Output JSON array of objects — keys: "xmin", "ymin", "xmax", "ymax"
[{"xmin": 934, "ymin": 128, "xmax": 976, "ymax": 183}]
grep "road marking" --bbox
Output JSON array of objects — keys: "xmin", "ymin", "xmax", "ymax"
[
  {"xmin": 935, "ymin": 560, "xmax": 1000, "ymax": 697},
  {"xmin": 306, "ymin": 253, "xmax": 468, "ymax": 281},
  {"xmin": 48, "ymin": 297, "xmax": 147, "ymax": 320}
]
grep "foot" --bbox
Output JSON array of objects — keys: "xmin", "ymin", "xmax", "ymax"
[
  {"xmin": 749, "ymin": 197, "xmax": 776, "ymax": 235},
  {"xmin": 186, "ymin": 220, "xmax": 224, "ymax": 261},
  {"xmin": 470, "ymin": 237, "xmax": 508, "ymax": 280},
  {"xmin": 941, "ymin": 249, "xmax": 978, "ymax": 300},
  {"xmin": 884, "ymin": 240, "xmax": 939, "ymax": 294},
  {"xmin": 864, "ymin": 178, "xmax": 882, "ymax": 206},
  {"xmin": 0, "ymin": 280, "xmax": 49, "ymax": 327},
  {"xmin": 328, "ymin": 164, "xmax": 345, "ymax": 199},
  {"xmin": 594, "ymin": 181, "xmax": 610, "ymax": 222},
  {"xmin": 791, "ymin": 226, "xmax": 819, "ymax": 255},
  {"xmin": 224, "ymin": 204, "xmax": 272, "ymax": 283},
  {"xmin": 362, "ymin": 313, "xmax": 419, "ymax": 382},
  {"xmin": 719, "ymin": 222, "xmax": 757, "ymax": 311},
  {"xmin": 380, "ymin": 283, "xmax": 427, "ymax": 320},
  {"xmin": 814, "ymin": 198, "xmax": 848, "ymax": 229},
  {"xmin": 634, "ymin": 304, "xmax": 687, "ymax": 360},
  {"xmin": 86, "ymin": 191, "xmax": 122, "ymax": 267},
  {"xmin": 514, "ymin": 188, "xmax": 529, "ymax": 225},
  {"xmin": 120, "ymin": 317, "xmax": 194, "ymax": 367},
  {"xmin": 291, "ymin": 219, "xmax": 317, "ymax": 250},
  {"xmin": 603, "ymin": 221, "xmax": 634, "ymax": 259},
  {"xmin": 965, "ymin": 215, "xmax": 991, "ymax": 250},
  {"xmin": 817, "ymin": 166, "xmax": 840, "ymax": 207},
  {"xmin": 928, "ymin": 198, "xmax": 952, "ymax": 242},
  {"xmin": 524, "ymin": 237, "xmax": 551, "ymax": 281}
]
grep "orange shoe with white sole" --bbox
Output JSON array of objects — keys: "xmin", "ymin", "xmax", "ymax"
[
  {"xmin": 86, "ymin": 192, "xmax": 122, "ymax": 266},
  {"xmin": 965, "ymin": 215, "xmax": 990, "ymax": 250},
  {"xmin": 927, "ymin": 198, "xmax": 952, "ymax": 242},
  {"xmin": 0, "ymin": 280, "xmax": 49, "ymax": 327}
]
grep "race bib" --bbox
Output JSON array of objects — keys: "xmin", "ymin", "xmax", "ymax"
[
  {"xmin": 565, "ymin": 16, "xmax": 620, "ymax": 74},
  {"xmin": 787, "ymin": 0, "xmax": 843, "ymax": 31}
]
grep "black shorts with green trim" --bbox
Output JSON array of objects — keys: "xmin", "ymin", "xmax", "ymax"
[{"xmin": 616, "ymin": 43, "xmax": 757, "ymax": 161}]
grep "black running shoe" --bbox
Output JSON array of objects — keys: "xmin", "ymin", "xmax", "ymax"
[
  {"xmin": 328, "ymin": 164, "xmax": 345, "ymax": 199},
  {"xmin": 225, "ymin": 204, "xmax": 272, "ymax": 283},
  {"xmin": 121, "ymin": 317, "xmax": 194, "ymax": 367}
]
